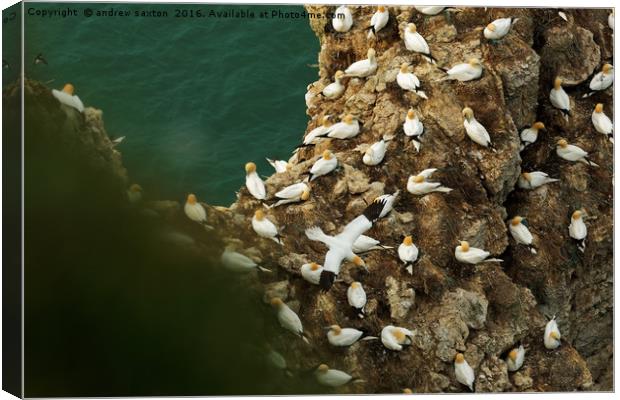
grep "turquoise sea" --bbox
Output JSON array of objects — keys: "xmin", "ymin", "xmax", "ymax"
[{"xmin": 22, "ymin": 2, "xmax": 319, "ymax": 205}]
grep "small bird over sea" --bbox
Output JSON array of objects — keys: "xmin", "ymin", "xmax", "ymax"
[
  {"xmin": 326, "ymin": 324, "xmax": 376, "ymax": 346},
  {"xmin": 322, "ymin": 70, "xmax": 345, "ymax": 99},
  {"xmin": 407, "ymin": 168, "xmax": 452, "ymax": 195},
  {"xmin": 549, "ymin": 77, "xmax": 571, "ymax": 120},
  {"xmin": 506, "ymin": 345, "xmax": 525, "ymax": 372},
  {"xmin": 344, "ymin": 48, "xmax": 377, "ymax": 78},
  {"xmin": 583, "ymin": 63, "xmax": 613, "ymax": 97},
  {"xmin": 518, "ymin": 171, "xmax": 559, "ymax": 190},
  {"xmin": 397, "ymin": 63, "xmax": 427, "ymax": 99},
  {"xmin": 455, "ymin": 241, "xmax": 502, "ymax": 264},
  {"xmin": 544, "ymin": 316, "xmax": 561, "ymax": 349},
  {"xmin": 270, "ymin": 297, "xmax": 309, "ymax": 343},
  {"xmin": 569, "ymin": 209, "xmax": 587, "ymax": 252},
  {"xmin": 271, "ymin": 182, "xmax": 310, "ymax": 208},
  {"xmin": 309, "ymin": 150, "xmax": 338, "ymax": 181},
  {"xmin": 404, "ymin": 23, "xmax": 436, "ymax": 63},
  {"xmin": 484, "ymin": 17, "xmax": 518, "ymax": 40},
  {"xmin": 440, "ymin": 58, "xmax": 483, "ymax": 82},
  {"xmin": 520, "ymin": 121, "xmax": 545, "ymax": 150},
  {"xmin": 404, "ymin": 108, "xmax": 424, "ymax": 151},
  {"xmin": 462, "ymin": 107, "xmax": 494, "ymax": 148},
  {"xmin": 327, "ymin": 114, "xmax": 360, "ymax": 139},
  {"xmin": 221, "ymin": 247, "xmax": 271, "ymax": 273},
  {"xmin": 184, "ymin": 193, "xmax": 214, "ymax": 230},
  {"xmin": 252, "ymin": 209, "xmax": 282, "ymax": 244},
  {"xmin": 348, "ymin": 281, "xmax": 367, "ymax": 318},
  {"xmin": 332, "ymin": 5, "xmax": 353, "ymax": 33},
  {"xmin": 454, "ymin": 353, "xmax": 475, "ymax": 391},
  {"xmin": 266, "ymin": 158, "xmax": 290, "ymax": 173},
  {"xmin": 367, "ymin": 5, "xmax": 389, "ymax": 39},
  {"xmin": 34, "ymin": 53, "xmax": 48, "ymax": 65},
  {"xmin": 315, "ymin": 364, "xmax": 363, "ymax": 387},
  {"xmin": 245, "ymin": 162, "xmax": 266, "ymax": 200},
  {"xmin": 556, "ymin": 139, "xmax": 598, "ymax": 167},
  {"xmin": 52, "ymin": 83, "xmax": 84, "ymax": 113},
  {"xmin": 591, "ymin": 103, "xmax": 613, "ymax": 138},
  {"xmin": 300, "ymin": 262, "xmax": 323, "ymax": 285},
  {"xmin": 508, "ymin": 216, "xmax": 536, "ymax": 253},
  {"xmin": 381, "ymin": 325, "xmax": 414, "ymax": 351},
  {"xmin": 398, "ymin": 236, "xmax": 419, "ymax": 274}
]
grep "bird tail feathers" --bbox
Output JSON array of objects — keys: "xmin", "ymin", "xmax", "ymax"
[{"xmin": 482, "ymin": 258, "xmax": 503, "ymax": 263}]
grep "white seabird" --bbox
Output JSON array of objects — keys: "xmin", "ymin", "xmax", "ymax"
[
  {"xmin": 569, "ymin": 210, "xmax": 587, "ymax": 252},
  {"xmin": 270, "ymin": 297, "xmax": 309, "ymax": 343},
  {"xmin": 415, "ymin": 6, "xmax": 444, "ymax": 15},
  {"xmin": 221, "ymin": 247, "xmax": 271, "ymax": 273},
  {"xmin": 508, "ymin": 216, "xmax": 536, "ymax": 253},
  {"xmin": 322, "ymin": 70, "xmax": 345, "ymax": 99},
  {"xmin": 266, "ymin": 158, "xmax": 290, "ymax": 173},
  {"xmin": 362, "ymin": 138, "xmax": 389, "ymax": 166},
  {"xmin": 520, "ymin": 121, "xmax": 545, "ymax": 150},
  {"xmin": 506, "ymin": 345, "xmax": 525, "ymax": 372},
  {"xmin": 454, "ymin": 353, "xmax": 475, "ymax": 391},
  {"xmin": 484, "ymin": 17, "xmax": 518, "ymax": 40},
  {"xmin": 440, "ymin": 59, "xmax": 483, "ymax": 82},
  {"xmin": 549, "ymin": 77, "xmax": 571, "ymax": 120},
  {"xmin": 184, "ymin": 193, "xmax": 214, "ymax": 230},
  {"xmin": 327, "ymin": 114, "xmax": 360, "ymax": 139},
  {"xmin": 271, "ymin": 182, "xmax": 310, "ymax": 208},
  {"xmin": 404, "ymin": 108, "xmax": 424, "ymax": 151},
  {"xmin": 309, "ymin": 150, "xmax": 338, "ymax": 181},
  {"xmin": 591, "ymin": 103, "xmax": 613, "ymax": 137},
  {"xmin": 556, "ymin": 139, "xmax": 598, "ymax": 167},
  {"xmin": 303, "ymin": 115, "xmax": 333, "ymax": 145},
  {"xmin": 327, "ymin": 325, "xmax": 376, "ymax": 346},
  {"xmin": 373, "ymin": 190, "xmax": 400, "ymax": 218},
  {"xmin": 52, "ymin": 83, "xmax": 84, "ymax": 112},
  {"xmin": 344, "ymin": 48, "xmax": 377, "ymax": 78},
  {"xmin": 455, "ymin": 241, "xmax": 502, "ymax": 264},
  {"xmin": 462, "ymin": 107, "xmax": 494, "ymax": 148},
  {"xmin": 381, "ymin": 325, "xmax": 415, "ymax": 351},
  {"xmin": 332, "ymin": 5, "xmax": 353, "ymax": 33},
  {"xmin": 252, "ymin": 209, "xmax": 281, "ymax": 244},
  {"xmin": 347, "ymin": 281, "xmax": 367, "ymax": 318},
  {"xmin": 518, "ymin": 171, "xmax": 559, "ymax": 190},
  {"xmin": 544, "ymin": 316, "xmax": 561, "ymax": 349},
  {"xmin": 397, "ymin": 63, "xmax": 427, "ymax": 99},
  {"xmin": 245, "ymin": 162, "xmax": 266, "ymax": 200},
  {"xmin": 407, "ymin": 168, "xmax": 452, "ymax": 195},
  {"xmin": 398, "ymin": 236, "xmax": 419, "ymax": 274},
  {"xmin": 300, "ymin": 262, "xmax": 323, "ymax": 285},
  {"xmin": 352, "ymin": 234, "xmax": 392, "ymax": 253},
  {"xmin": 584, "ymin": 64, "xmax": 613, "ymax": 97},
  {"xmin": 315, "ymin": 364, "xmax": 362, "ymax": 387},
  {"xmin": 404, "ymin": 23, "xmax": 435, "ymax": 63},
  {"xmin": 367, "ymin": 5, "xmax": 389, "ymax": 39}
]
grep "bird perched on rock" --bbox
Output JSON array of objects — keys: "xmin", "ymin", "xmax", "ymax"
[
  {"xmin": 407, "ymin": 168, "xmax": 452, "ymax": 195},
  {"xmin": 508, "ymin": 216, "xmax": 536, "ymax": 253},
  {"xmin": 549, "ymin": 77, "xmax": 571, "ymax": 120},
  {"xmin": 270, "ymin": 182, "xmax": 310, "ymax": 208},
  {"xmin": 367, "ymin": 5, "xmax": 389, "ymax": 39},
  {"xmin": 362, "ymin": 137, "xmax": 391, "ymax": 166},
  {"xmin": 305, "ymin": 82, "xmax": 320, "ymax": 109},
  {"xmin": 270, "ymin": 297, "xmax": 309, "ymax": 343},
  {"xmin": 300, "ymin": 262, "xmax": 323, "ymax": 285},
  {"xmin": 326, "ymin": 325, "xmax": 376, "ymax": 346},
  {"xmin": 305, "ymin": 199, "xmax": 386, "ymax": 289},
  {"xmin": 252, "ymin": 209, "xmax": 282, "ymax": 244},
  {"xmin": 221, "ymin": 247, "xmax": 271, "ymax": 273},
  {"xmin": 381, "ymin": 325, "xmax": 414, "ymax": 351},
  {"xmin": 397, "ymin": 63, "xmax": 427, "ymax": 99},
  {"xmin": 439, "ymin": 58, "xmax": 483, "ymax": 82},
  {"xmin": 520, "ymin": 121, "xmax": 545, "ymax": 150},
  {"xmin": 404, "ymin": 108, "xmax": 424, "ymax": 151},
  {"xmin": 518, "ymin": 171, "xmax": 559, "ymax": 189},
  {"xmin": 484, "ymin": 17, "xmax": 518, "ymax": 40},
  {"xmin": 454, "ymin": 353, "xmax": 475, "ymax": 391},
  {"xmin": 609, "ymin": 11, "xmax": 614, "ymax": 30},
  {"xmin": 309, "ymin": 150, "xmax": 338, "ymax": 181},
  {"xmin": 344, "ymin": 48, "xmax": 377, "ymax": 78},
  {"xmin": 303, "ymin": 115, "xmax": 333, "ymax": 145},
  {"xmin": 315, "ymin": 364, "xmax": 363, "ymax": 387},
  {"xmin": 52, "ymin": 83, "xmax": 84, "ymax": 112},
  {"xmin": 373, "ymin": 190, "xmax": 400, "ymax": 218},
  {"xmin": 352, "ymin": 235, "xmax": 392, "ymax": 253},
  {"xmin": 462, "ymin": 107, "xmax": 494, "ymax": 149},
  {"xmin": 569, "ymin": 210, "xmax": 587, "ymax": 252},
  {"xmin": 591, "ymin": 103, "xmax": 613, "ymax": 138},
  {"xmin": 455, "ymin": 241, "xmax": 502, "ymax": 264},
  {"xmin": 544, "ymin": 316, "xmax": 561, "ymax": 349},
  {"xmin": 398, "ymin": 236, "xmax": 419, "ymax": 274},
  {"xmin": 404, "ymin": 23, "xmax": 436, "ymax": 63},
  {"xmin": 327, "ymin": 114, "xmax": 360, "ymax": 139},
  {"xmin": 127, "ymin": 183, "xmax": 143, "ymax": 204},
  {"xmin": 347, "ymin": 281, "xmax": 367, "ymax": 318},
  {"xmin": 184, "ymin": 194, "xmax": 214, "ymax": 230},
  {"xmin": 506, "ymin": 345, "xmax": 525, "ymax": 372},
  {"xmin": 556, "ymin": 139, "xmax": 598, "ymax": 167},
  {"xmin": 415, "ymin": 6, "xmax": 444, "ymax": 15},
  {"xmin": 332, "ymin": 5, "xmax": 353, "ymax": 33},
  {"xmin": 245, "ymin": 162, "xmax": 266, "ymax": 200},
  {"xmin": 266, "ymin": 158, "xmax": 289, "ymax": 174},
  {"xmin": 583, "ymin": 63, "xmax": 613, "ymax": 97},
  {"xmin": 322, "ymin": 70, "xmax": 345, "ymax": 99}
]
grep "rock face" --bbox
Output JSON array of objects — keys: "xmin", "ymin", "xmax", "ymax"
[{"xmin": 217, "ymin": 6, "xmax": 612, "ymax": 393}]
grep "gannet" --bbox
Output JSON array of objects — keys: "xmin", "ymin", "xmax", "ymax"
[
  {"xmin": 332, "ymin": 5, "xmax": 353, "ymax": 33},
  {"xmin": 397, "ymin": 63, "xmax": 428, "ymax": 99},
  {"xmin": 327, "ymin": 114, "xmax": 360, "ymax": 139},
  {"xmin": 609, "ymin": 11, "xmax": 614, "ymax": 30},
  {"xmin": 266, "ymin": 158, "xmax": 290, "ymax": 173},
  {"xmin": 270, "ymin": 297, "xmax": 309, "ymax": 343},
  {"xmin": 381, "ymin": 325, "xmax": 414, "ymax": 351},
  {"xmin": 344, "ymin": 48, "xmax": 377, "ymax": 78},
  {"xmin": 415, "ymin": 6, "xmax": 444, "ymax": 15},
  {"xmin": 454, "ymin": 353, "xmax": 475, "ymax": 391},
  {"xmin": 518, "ymin": 171, "xmax": 559, "ymax": 190},
  {"xmin": 305, "ymin": 200, "xmax": 385, "ymax": 289},
  {"xmin": 544, "ymin": 316, "xmax": 561, "ymax": 349},
  {"xmin": 556, "ymin": 139, "xmax": 598, "ymax": 167},
  {"xmin": 271, "ymin": 182, "xmax": 310, "ymax": 208},
  {"xmin": 484, "ymin": 17, "xmax": 518, "ymax": 40},
  {"xmin": 404, "ymin": 109, "xmax": 424, "ymax": 151},
  {"xmin": 305, "ymin": 83, "xmax": 320, "ymax": 109},
  {"xmin": 455, "ymin": 241, "xmax": 502, "ymax": 264},
  {"xmin": 398, "ymin": 236, "xmax": 419, "ymax": 274},
  {"xmin": 508, "ymin": 216, "xmax": 536, "ymax": 253},
  {"xmin": 372, "ymin": 190, "xmax": 400, "ymax": 218},
  {"xmin": 352, "ymin": 234, "xmax": 392, "ymax": 253},
  {"xmin": 127, "ymin": 183, "xmax": 143, "ymax": 204},
  {"xmin": 348, "ymin": 281, "xmax": 367, "ymax": 318},
  {"xmin": 303, "ymin": 116, "xmax": 333, "ymax": 145},
  {"xmin": 184, "ymin": 194, "xmax": 214, "ymax": 230},
  {"xmin": 300, "ymin": 262, "xmax": 323, "ymax": 285},
  {"xmin": 221, "ymin": 247, "xmax": 271, "ymax": 273},
  {"xmin": 363, "ymin": 138, "xmax": 389, "ymax": 166},
  {"xmin": 592, "ymin": 103, "xmax": 613, "ymax": 136},
  {"xmin": 440, "ymin": 59, "xmax": 483, "ymax": 82},
  {"xmin": 404, "ymin": 23, "xmax": 436, "ymax": 63},
  {"xmin": 506, "ymin": 345, "xmax": 525, "ymax": 372},
  {"xmin": 252, "ymin": 209, "xmax": 282, "ymax": 244},
  {"xmin": 462, "ymin": 107, "xmax": 493, "ymax": 148},
  {"xmin": 327, "ymin": 325, "xmax": 376, "ymax": 346},
  {"xmin": 549, "ymin": 77, "xmax": 570, "ymax": 119},
  {"xmin": 34, "ymin": 53, "xmax": 48, "ymax": 65},
  {"xmin": 569, "ymin": 210, "xmax": 587, "ymax": 252},
  {"xmin": 245, "ymin": 162, "xmax": 266, "ymax": 200},
  {"xmin": 310, "ymin": 150, "xmax": 338, "ymax": 181},
  {"xmin": 367, "ymin": 6, "xmax": 389, "ymax": 39},
  {"xmin": 584, "ymin": 64, "xmax": 613, "ymax": 97},
  {"xmin": 403, "ymin": 388, "xmax": 414, "ymax": 394},
  {"xmin": 322, "ymin": 70, "xmax": 345, "ymax": 99},
  {"xmin": 407, "ymin": 168, "xmax": 452, "ymax": 195},
  {"xmin": 52, "ymin": 83, "xmax": 84, "ymax": 112},
  {"xmin": 520, "ymin": 122, "xmax": 545, "ymax": 150},
  {"xmin": 315, "ymin": 364, "xmax": 361, "ymax": 387}
]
